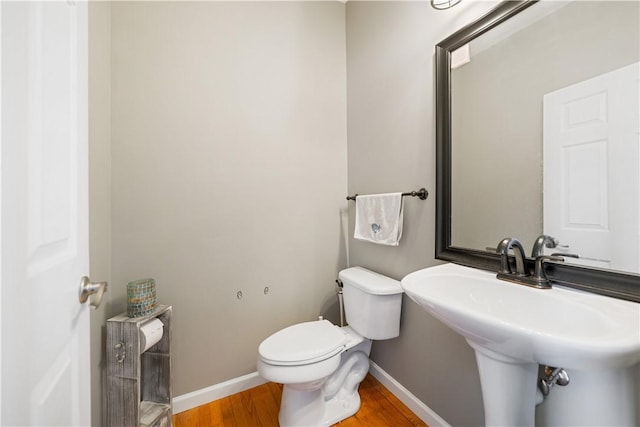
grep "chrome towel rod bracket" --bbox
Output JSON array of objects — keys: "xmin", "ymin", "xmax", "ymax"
[{"xmin": 346, "ymin": 188, "xmax": 428, "ymax": 201}]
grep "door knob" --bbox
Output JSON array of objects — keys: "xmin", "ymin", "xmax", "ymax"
[{"xmin": 79, "ymin": 276, "xmax": 108, "ymax": 309}]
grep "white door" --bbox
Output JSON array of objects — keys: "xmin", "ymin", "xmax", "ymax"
[
  {"xmin": 1, "ymin": 1, "xmax": 93, "ymax": 425},
  {"xmin": 543, "ymin": 62, "xmax": 640, "ymax": 272}
]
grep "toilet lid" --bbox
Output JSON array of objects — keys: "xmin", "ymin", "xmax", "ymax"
[{"xmin": 259, "ymin": 320, "xmax": 347, "ymax": 365}]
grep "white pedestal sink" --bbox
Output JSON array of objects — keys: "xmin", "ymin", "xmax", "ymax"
[{"xmin": 402, "ymin": 263, "xmax": 640, "ymax": 426}]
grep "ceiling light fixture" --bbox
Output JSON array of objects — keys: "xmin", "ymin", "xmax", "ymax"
[{"xmin": 431, "ymin": 0, "xmax": 462, "ymax": 10}]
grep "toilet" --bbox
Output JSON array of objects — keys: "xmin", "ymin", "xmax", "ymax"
[{"xmin": 257, "ymin": 266, "xmax": 403, "ymax": 427}]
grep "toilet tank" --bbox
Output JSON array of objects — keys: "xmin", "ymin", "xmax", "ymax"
[{"xmin": 338, "ymin": 267, "xmax": 403, "ymax": 340}]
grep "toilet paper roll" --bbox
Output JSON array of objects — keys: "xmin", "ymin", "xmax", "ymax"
[{"xmin": 140, "ymin": 318, "xmax": 164, "ymax": 353}]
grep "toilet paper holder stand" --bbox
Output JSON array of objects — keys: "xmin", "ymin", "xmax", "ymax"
[{"xmin": 106, "ymin": 305, "xmax": 172, "ymax": 427}]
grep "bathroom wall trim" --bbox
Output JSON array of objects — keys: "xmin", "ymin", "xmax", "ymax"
[
  {"xmin": 173, "ymin": 363, "xmax": 450, "ymax": 426},
  {"xmin": 172, "ymin": 372, "xmax": 268, "ymax": 414},
  {"xmin": 369, "ymin": 361, "xmax": 451, "ymax": 427}
]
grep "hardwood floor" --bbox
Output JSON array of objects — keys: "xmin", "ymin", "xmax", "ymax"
[{"xmin": 172, "ymin": 374, "xmax": 428, "ymax": 427}]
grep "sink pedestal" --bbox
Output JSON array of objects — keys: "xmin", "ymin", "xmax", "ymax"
[{"xmin": 471, "ymin": 343, "xmax": 538, "ymax": 427}]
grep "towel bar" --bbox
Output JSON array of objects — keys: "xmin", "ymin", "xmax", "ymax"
[{"xmin": 346, "ymin": 188, "xmax": 428, "ymax": 201}]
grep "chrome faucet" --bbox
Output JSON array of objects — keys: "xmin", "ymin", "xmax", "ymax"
[
  {"xmin": 531, "ymin": 234, "xmax": 559, "ymax": 257},
  {"xmin": 496, "ymin": 237, "xmax": 563, "ymax": 289},
  {"xmin": 496, "ymin": 237, "xmax": 527, "ymax": 276}
]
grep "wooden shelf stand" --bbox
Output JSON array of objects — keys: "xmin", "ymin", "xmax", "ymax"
[{"xmin": 107, "ymin": 305, "xmax": 172, "ymax": 427}]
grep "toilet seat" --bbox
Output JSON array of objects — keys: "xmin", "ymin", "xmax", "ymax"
[{"xmin": 259, "ymin": 320, "xmax": 347, "ymax": 366}]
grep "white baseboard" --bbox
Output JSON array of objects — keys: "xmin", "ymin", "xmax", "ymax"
[
  {"xmin": 172, "ymin": 371, "xmax": 268, "ymax": 414},
  {"xmin": 172, "ymin": 362, "xmax": 450, "ymax": 427},
  {"xmin": 369, "ymin": 361, "xmax": 451, "ymax": 427}
]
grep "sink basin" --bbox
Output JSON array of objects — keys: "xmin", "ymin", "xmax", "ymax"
[
  {"xmin": 402, "ymin": 263, "xmax": 640, "ymax": 426},
  {"xmin": 401, "ymin": 263, "xmax": 640, "ymax": 370}
]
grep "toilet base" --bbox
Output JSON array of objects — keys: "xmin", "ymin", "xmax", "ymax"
[
  {"xmin": 279, "ymin": 383, "xmax": 362, "ymax": 427},
  {"xmin": 278, "ymin": 350, "xmax": 370, "ymax": 427}
]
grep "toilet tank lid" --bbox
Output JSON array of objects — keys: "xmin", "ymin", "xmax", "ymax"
[{"xmin": 339, "ymin": 267, "xmax": 403, "ymax": 295}]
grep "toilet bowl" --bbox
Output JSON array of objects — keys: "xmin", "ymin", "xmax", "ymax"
[
  {"xmin": 257, "ymin": 267, "xmax": 403, "ymax": 427},
  {"xmin": 258, "ymin": 321, "xmax": 372, "ymax": 426}
]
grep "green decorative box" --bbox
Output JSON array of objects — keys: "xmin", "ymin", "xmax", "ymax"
[{"xmin": 127, "ymin": 278, "xmax": 157, "ymax": 317}]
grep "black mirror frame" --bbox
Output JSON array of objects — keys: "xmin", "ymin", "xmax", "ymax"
[{"xmin": 434, "ymin": 0, "xmax": 640, "ymax": 302}]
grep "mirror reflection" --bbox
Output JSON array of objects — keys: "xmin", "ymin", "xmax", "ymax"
[{"xmin": 450, "ymin": 0, "xmax": 639, "ymax": 274}]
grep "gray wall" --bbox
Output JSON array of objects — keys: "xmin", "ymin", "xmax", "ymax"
[
  {"xmin": 346, "ymin": 2, "xmax": 498, "ymax": 425},
  {"xmin": 109, "ymin": 1, "xmax": 347, "ymax": 398},
  {"xmin": 451, "ymin": 1, "xmax": 640, "ymax": 252},
  {"xmin": 89, "ymin": 2, "xmax": 347, "ymax": 424},
  {"xmin": 88, "ymin": 3, "xmax": 112, "ymax": 427}
]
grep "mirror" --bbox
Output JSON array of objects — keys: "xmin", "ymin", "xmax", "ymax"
[{"xmin": 435, "ymin": 0, "xmax": 640, "ymax": 301}]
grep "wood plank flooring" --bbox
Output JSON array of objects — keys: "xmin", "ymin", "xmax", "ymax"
[{"xmin": 173, "ymin": 374, "xmax": 427, "ymax": 427}]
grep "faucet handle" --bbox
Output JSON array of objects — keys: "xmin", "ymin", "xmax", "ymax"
[
  {"xmin": 532, "ymin": 255, "xmax": 564, "ymax": 286},
  {"xmin": 551, "ymin": 252, "xmax": 579, "ymax": 259}
]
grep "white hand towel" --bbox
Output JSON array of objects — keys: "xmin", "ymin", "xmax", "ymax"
[{"xmin": 354, "ymin": 193, "xmax": 404, "ymax": 246}]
